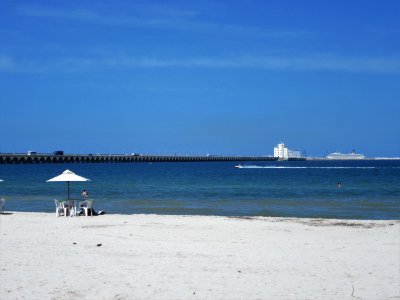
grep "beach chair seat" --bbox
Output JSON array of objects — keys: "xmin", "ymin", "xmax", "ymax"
[
  {"xmin": 55, "ymin": 199, "xmax": 68, "ymax": 217},
  {"xmin": 0, "ymin": 198, "xmax": 5, "ymax": 214},
  {"xmin": 78, "ymin": 200, "xmax": 93, "ymax": 218}
]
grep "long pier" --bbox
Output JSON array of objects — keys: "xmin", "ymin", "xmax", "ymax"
[{"xmin": 0, "ymin": 154, "xmax": 278, "ymax": 164}]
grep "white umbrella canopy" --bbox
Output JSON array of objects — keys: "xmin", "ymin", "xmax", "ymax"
[{"xmin": 46, "ymin": 170, "xmax": 90, "ymax": 200}]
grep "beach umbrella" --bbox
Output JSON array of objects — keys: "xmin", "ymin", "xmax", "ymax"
[{"xmin": 46, "ymin": 170, "xmax": 90, "ymax": 200}]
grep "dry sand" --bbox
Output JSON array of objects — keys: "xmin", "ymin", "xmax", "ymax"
[{"xmin": 0, "ymin": 212, "xmax": 399, "ymax": 300}]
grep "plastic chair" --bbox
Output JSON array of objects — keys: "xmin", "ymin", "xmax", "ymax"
[
  {"xmin": 0, "ymin": 198, "xmax": 5, "ymax": 214},
  {"xmin": 55, "ymin": 199, "xmax": 68, "ymax": 217},
  {"xmin": 78, "ymin": 200, "xmax": 93, "ymax": 218}
]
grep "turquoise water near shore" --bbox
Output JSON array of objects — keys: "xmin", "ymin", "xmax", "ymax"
[{"xmin": 0, "ymin": 160, "xmax": 399, "ymax": 219}]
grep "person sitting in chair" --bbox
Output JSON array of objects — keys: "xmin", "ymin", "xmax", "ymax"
[{"xmin": 82, "ymin": 189, "xmax": 89, "ymax": 197}]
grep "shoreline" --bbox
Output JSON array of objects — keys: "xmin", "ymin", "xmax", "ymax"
[
  {"xmin": 3, "ymin": 210, "xmax": 400, "ymax": 222},
  {"xmin": 1, "ymin": 212, "xmax": 399, "ymax": 299}
]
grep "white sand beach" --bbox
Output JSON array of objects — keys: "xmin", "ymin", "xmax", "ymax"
[{"xmin": 0, "ymin": 213, "xmax": 399, "ymax": 300}]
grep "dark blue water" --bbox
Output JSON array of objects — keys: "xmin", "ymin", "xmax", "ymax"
[{"xmin": 0, "ymin": 160, "xmax": 399, "ymax": 219}]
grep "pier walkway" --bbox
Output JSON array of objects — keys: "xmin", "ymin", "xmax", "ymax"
[{"xmin": 0, "ymin": 154, "xmax": 278, "ymax": 164}]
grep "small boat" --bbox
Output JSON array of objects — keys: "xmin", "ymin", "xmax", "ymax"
[{"xmin": 234, "ymin": 164, "xmax": 263, "ymax": 169}]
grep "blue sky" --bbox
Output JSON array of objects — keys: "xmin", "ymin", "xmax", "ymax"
[{"xmin": 1, "ymin": 0, "xmax": 399, "ymax": 157}]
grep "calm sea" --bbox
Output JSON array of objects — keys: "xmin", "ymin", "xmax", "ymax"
[{"xmin": 0, "ymin": 160, "xmax": 399, "ymax": 219}]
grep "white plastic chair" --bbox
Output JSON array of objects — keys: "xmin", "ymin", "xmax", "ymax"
[
  {"xmin": 78, "ymin": 200, "xmax": 93, "ymax": 218},
  {"xmin": 55, "ymin": 199, "xmax": 68, "ymax": 217},
  {"xmin": 0, "ymin": 198, "xmax": 5, "ymax": 214}
]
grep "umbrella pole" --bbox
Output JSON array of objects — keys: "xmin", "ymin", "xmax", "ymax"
[{"xmin": 67, "ymin": 182, "xmax": 70, "ymax": 214}]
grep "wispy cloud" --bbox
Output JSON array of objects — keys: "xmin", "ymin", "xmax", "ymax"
[
  {"xmin": 80, "ymin": 55, "xmax": 400, "ymax": 73},
  {"xmin": 17, "ymin": 6, "xmax": 164, "ymax": 27},
  {"xmin": 2, "ymin": 54, "xmax": 400, "ymax": 74},
  {"xmin": 0, "ymin": 54, "xmax": 15, "ymax": 70},
  {"xmin": 16, "ymin": 5, "xmax": 310, "ymax": 39}
]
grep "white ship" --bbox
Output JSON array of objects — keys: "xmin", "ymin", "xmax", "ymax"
[{"xmin": 326, "ymin": 150, "xmax": 365, "ymax": 160}]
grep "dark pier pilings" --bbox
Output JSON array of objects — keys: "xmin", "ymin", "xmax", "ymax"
[{"xmin": 0, "ymin": 154, "xmax": 279, "ymax": 164}]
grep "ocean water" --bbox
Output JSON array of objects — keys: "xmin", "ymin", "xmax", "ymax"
[{"xmin": 0, "ymin": 160, "xmax": 399, "ymax": 220}]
